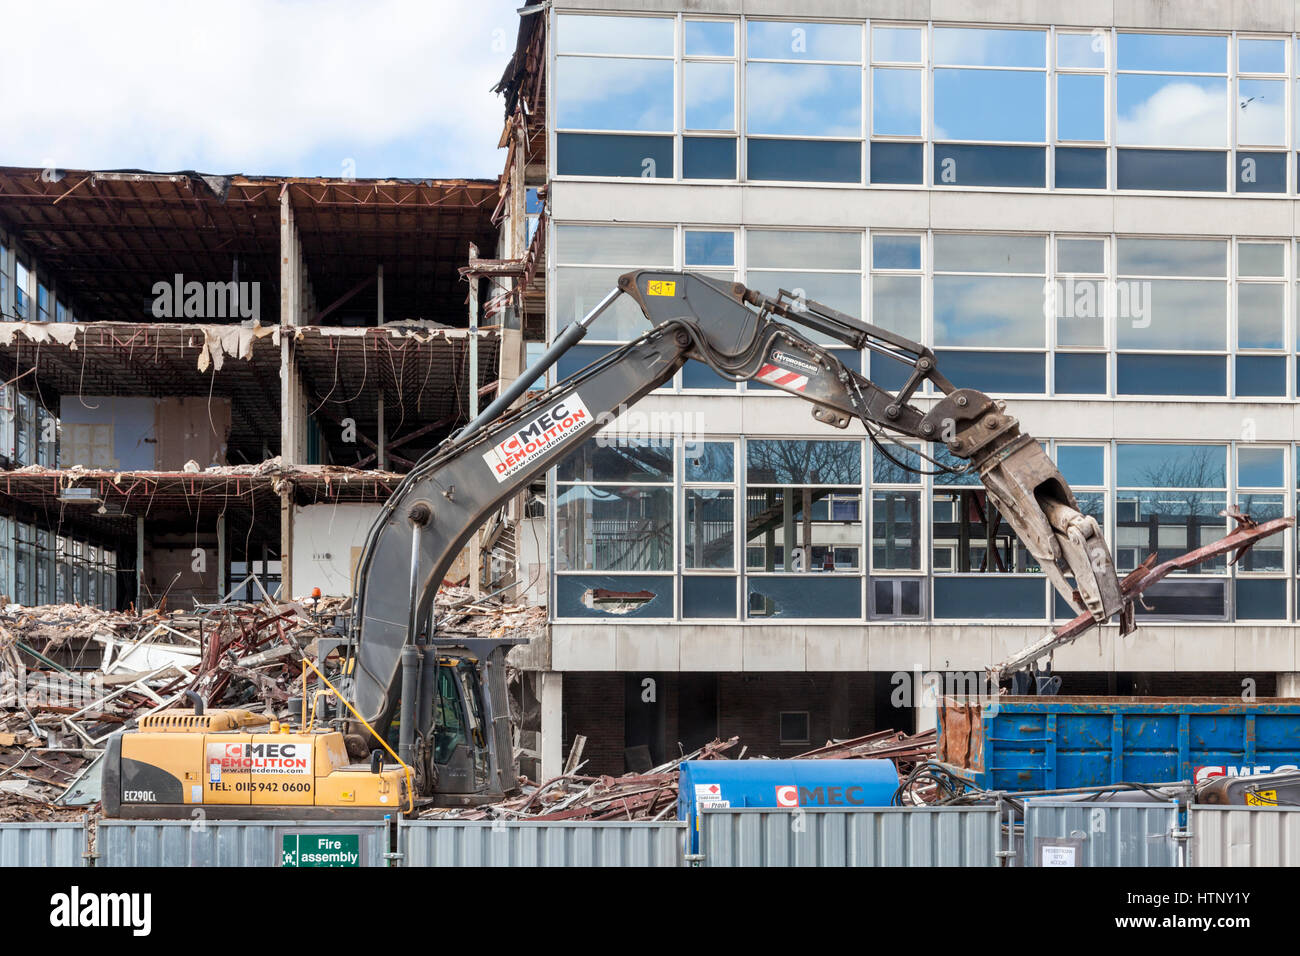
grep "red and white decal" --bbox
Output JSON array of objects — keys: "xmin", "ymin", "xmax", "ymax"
[
  {"xmin": 1195, "ymin": 763, "xmax": 1299, "ymax": 785},
  {"xmin": 756, "ymin": 363, "xmax": 809, "ymax": 392},
  {"xmin": 775, "ymin": 784, "xmax": 799, "ymax": 807},
  {"xmin": 482, "ymin": 394, "xmax": 594, "ymax": 482},
  {"xmin": 205, "ymin": 742, "xmax": 313, "ymax": 776}
]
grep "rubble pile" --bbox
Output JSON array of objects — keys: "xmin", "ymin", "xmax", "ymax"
[{"xmin": 0, "ymin": 587, "xmax": 545, "ymax": 821}]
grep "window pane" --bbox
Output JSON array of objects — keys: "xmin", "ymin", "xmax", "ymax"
[
  {"xmin": 871, "ymin": 274, "xmax": 922, "ymax": 339},
  {"xmin": 932, "ymin": 489, "xmax": 1042, "ymax": 572},
  {"xmin": 934, "ymin": 69, "xmax": 1045, "ymax": 141},
  {"xmin": 1054, "ymin": 146, "xmax": 1107, "ymax": 188},
  {"xmin": 1117, "ymin": 148, "xmax": 1226, "ymax": 191},
  {"xmin": 1238, "ymin": 37, "xmax": 1285, "ymax": 74},
  {"xmin": 558, "ymin": 225, "xmax": 674, "ymax": 265},
  {"xmin": 744, "ymin": 488, "xmax": 862, "ymax": 573},
  {"xmin": 1117, "ymin": 75, "xmax": 1226, "ymax": 146},
  {"xmin": 556, "ymin": 268, "xmax": 653, "ymax": 339},
  {"xmin": 556, "ymin": 58, "xmax": 674, "ymax": 131},
  {"xmin": 684, "ymin": 440, "xmax": 734, "ymax": 481},
  {"xmin": 1237, "ymin": 79, "xmax": 1284, "ymax": 146},
  {"xmin": 747, "ymin": 439, "xmax": 861, "ymax": 484},
  {"xmin": 1236, "ymin": 355, "xmax": 1285, "ymax": 395},
  {"xmin": 683, "ymin": 576, "xmax": 736, "ymax": 618},
  {"xmin": 872, "ymin": 67, "xmax": 922, "ymax": 136},
  {"xmin": 747, "ymin": 139, "xmax": 861, "ymax": 182},
  {"xmin": 1058, "ymin": 32, "xmax": 1105, "ymax": 69},
  {"xmin": 685, "ymin": 230, "xmax": 734, "ymax": 266},
  {"xmin": 934, "ymin": 350, "xmax": 1045, "ymax": 392},
  {"xmin": 872, "ymin": 234, "xmax": 921, "ymax": 270},
  {"xmin": 1058, "ymin": 238, "xmax": 1105, "ymax": 273},
  {"xmin": 934, "ymin": 276, "xmax": 1045, "ymax": 347},
  {"xmin": 872, "ymin": 489, "xmax": 921, "ymax": 569},
  {"xmin": 747, "ymin": 21, "xmax": 861, "ymax": 61},
  {"xmin": 1055, "ymin": 352, "xmax": 1107, "ymax": 392},
  {"xmin": 1238, "ymin": 446, "xmax": 1284, "ymax": 487},
  {"xmin": 1055, "ymin": 281, "xmax": 1106, "ymax": 345},
  {"xmin": 685, "ymin": 61, "xmax": 735, "ymax": 130},
  {"xmin": 556, "ymin": 133, "xmax": 672, "ymax": 177},
  {"xmin": 933, "ymin": 576, "xmax": 1045, "ymax": 619},
  {"xmin": 1115, "ymin": 491, "xmax": 1227, "ymax": 571},
  {"xmin": 933, "ymin": 27, "xmax": 1045, "ymax": 67},
  {"xmin": 934, "ymin": 144, "xmax": 1046, "ymax": 187},
  {"xmin": 870, "ymin": 142, "xmax": 923, "ymax": 184},
  {"xmin": 935, "ymin": 234, "xmax": 1045, "ymax": 273},
  {"xmin": 685, "ymin": 489, "xmax": 734, "ymax": 569},
  {"xmin": 683, "ymin": 136, "xmax": 737, "ymax": 179},
  {"xmin": 555, "ymin": 486, "xmax": 673, "ymax": 571},
  {"xmin": 1117, "ymin": 354, "xmax": 1225, "ymax": 395},
  {"xmin": 556, "ymin": 438, "xmax": 673, "ymax": 483},
  {"xmin": 686, "ymin": 20, "xmax": 734, "ymax": 57},
  {"xmin": 1236, "ymin": 493, "xmax": 1284, "ymax": 570},
  {"xmin": 748, "ymin": 231, "xmax": 860, "ymax": 271},
  {"xmin": 1057, "ymin": 445, "xmax": 1105, "ymax": 486},
  {"xmin": 1117, "ymin": 443, "xmax": 1225, "ymax": 487},
  {"xmin": 558, "ymin": 14, "xmax": 674, "ymax": 56},
  {"xmin": 1118, "ymin": 238, "xmax": 1226, "ymax": 277},
  {"xmin": 873, "ymin": 442, "xmax": 921, "ymax": 483},
  {"xmin": 1238, "ymin": 242, "xmax": 1284, "ymax": 277},
  {"xmin": 873, "ymin": 26, "xmax": 921, "ymax": 63},
  {"xmin": 1231, "ymin": 151, "xmax": 1286, "ymax": 193},
  {"xmin": 1237, "ymin": 283, "xmax": 1284, "ymax": 349},
  {"xmin": 1116, "ymin": 280, "xmax": 1225, "ymax": 350},
  {"xmin": 1117, "ymin": 33, "xmax": 1227, "ymax": 73},
  {"xmin": 555, "ymin": 574, "xmax": 672, "ymax": 619},
  {"xmin": 1057, "ymin": 73, "xmax": 1105, "ymax": 141},
  {"xmin": 747, "ymin": 63, "xmax": 861, "ymax": 136},
  {"xmin": 747, "ymin": 577, "xmax": 861, "ymax": 618}
]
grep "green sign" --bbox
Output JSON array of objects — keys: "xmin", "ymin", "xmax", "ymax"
[{"xmin": 281, "ymin": 833, "xmax": 361, "ymax": 867}]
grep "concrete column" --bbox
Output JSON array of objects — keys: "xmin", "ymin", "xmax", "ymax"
[
  {"xmin": 376, "ymin": 264, "xmax": 384, "ymax": 325},
  {"xmin": 216, "ymin": 513, "xmax": 226, "ymax": 599},
  {"xmin": 539, "ymin": 671, "xmax": 564, "ymax": 783},
  {"xmin": 1278, "ymin": 673, "xmax": 1300, "ymax": 697},
  {"xmin": 135, "ymin": 515, "xmax": 145, "ymax": 611},
  {"xmin": 468, "ymin": 244, "xmax": 479, "ymax": 419}
]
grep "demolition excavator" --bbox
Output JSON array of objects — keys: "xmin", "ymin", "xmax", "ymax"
[{"xmin": 102, "ymin": 270, "xmax": 1123, "ymax": 819}]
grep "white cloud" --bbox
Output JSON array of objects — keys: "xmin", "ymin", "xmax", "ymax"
[
  {"xmin": 1116, "ymin": 80, "xmax": 1228, "ymax": 148},
  {"xmin": 6, "ymin": 0, "xmax": 519, "ymax": 177}
]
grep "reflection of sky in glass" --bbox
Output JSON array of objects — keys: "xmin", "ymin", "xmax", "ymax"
[
  {"xmin": 872, "ymin": 26, "xmax": 921, "ymax": 63},
  {"xmin": 1237, "ymin": 283, "xmax": 1284, "ymax": 349},
  {"xmin": 1116, "ymin": 280, "xmax": 1226, "ymax": 350},
  {"xmin": 557, "ymin": 58, "xmax": 674, "ymax": 131},
  {"xmin": 1117, "ymin": 75, "xmax": 1226, "ymax": 145},
  {"xmin": 1238, "ymin": 446, "xmax": 1284, "ymax": 487},
  {"xmin": 1237, "ymin": 78, "xmax": 1284, "ymax": 146},
  {"xmin": 1057, "ymin": 33, "xmax": 1105, "ymax": 69},
  {"xmin": 747, "ymin": 63, "xmax": 861, "ymax": 136},
  {"xmin": 747, "ymin": 271, "xmax": 861, "ymax": 316},
  {"xmin": 747, "ymin": 21, "xmax": 861, "ymax": 61},
  {"xmin": 870, "ymin": 274, "xmax": 921, "ymax": 339},
  {"xmin": 1118, "ymin": 238, "xmax": 1226, "ymax": 276},
  {"xmin": 686, "ymin": 20, "xmax": 734, "ymax": 57},
  {"xmin": 749, "ymin": 231, "xmax": 860, "ymax": 270},
  {"xmin": 934, "ymin": 275, "xmax": 1045, "ymax": 347},
  {"xmin": 934, "ymin": 27, "xmax": 1044, "ymax": 67},
  {"xmin": 872, "ymin": 235, "xmax": 921, "ymax": 269},
  {"xmin": 1057, "ymin": 238, "xmax": 1104, "ymax": 273},
  {"xmin": 1057, "ymin": 445, "xmax": 1105, "ymax": 486},
  {"xmin": 558, "ymin": 15, "xmax": 674, "ymax": 56},
  {"xmin": 685, "ymin": 230, "xmax": 734, "ymax": 266},
  {"xmin": 1238, "ymin": 37, "xmax": 1285, "ymax": 74},
  {"xmin": 684, "ymin": 441, "xmax": 735, "ymax": 482},
  {"xmin": 872, "ymin": 68, "xmax": 921, "ymax": 136},
  {"xmin": 1117, "ymin": 33, "xmax": 1226, "ymax": 73},
  {"xmin": 558, "ymin": 225, "xmax": 674, "ymax": 265},
  {"xmin": 685, "ymin": 62, "xmax": 734, "ymax": 130},
  {"xmin": 935, "ymin": 234, "xmax": 1045, "ymax": 273},
  {"xmin": 1057, "ymin": 73, "xmax": 1104, "ymax": 141},
  {"xmin": 934, "ymin": 69, "xmax": 1045, "ymax": 141},
  {"xmin": 746, "ymin": 439, "xmax": 862, "ymax": 484},
  {"xmin": 1238, "ymin": 243, "xmax": 1284, "ymax": 276}
]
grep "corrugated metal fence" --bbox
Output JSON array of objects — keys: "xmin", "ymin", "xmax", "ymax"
[
  {"xmin": 1192, "ymin": 805, "xmax": 1300, "ymax": 866},
  {"xmin": 401, "ymin": 820, "xmax": 684, "ymax": 866},
  {"xmin": 696, "ymin": 807, "xmax": 1002, "ymax": 866},
  {"xmin": 1022, "ymin": 801, "xmax": 1182, "ymax": 867},
  {"xmin": 0, "ymin": 822, "xmax": 88, "ymax": 867},
  {"xmin": 97, "ymin": 820, "xmax": 389, "ymax": 867}
]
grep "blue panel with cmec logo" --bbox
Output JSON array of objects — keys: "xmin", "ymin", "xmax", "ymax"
[{"xmin": 678, "ymin": 759, "xmax": 898, "ymax": 853}]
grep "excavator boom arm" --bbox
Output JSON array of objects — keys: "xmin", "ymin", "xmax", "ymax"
[{"xmin": 344, "ymin": 270, "xmax": 1122, "ymax": 793}]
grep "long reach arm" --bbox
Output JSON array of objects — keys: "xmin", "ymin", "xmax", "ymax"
[{"xmin": 343, "ymin": 270, "xmax": 1123, "ymax": 793}]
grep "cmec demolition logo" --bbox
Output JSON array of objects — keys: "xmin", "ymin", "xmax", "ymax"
[
  {"xmin": 151, "ymin": 274, "xmax": 260, "ymax": 322},
  {"xmin": 482, "ymin": 394, "xmax": 593, "ymax": 482},
  {"xmin": 50, "ymin": 887, "xmax": 151, "ymax": 937}
]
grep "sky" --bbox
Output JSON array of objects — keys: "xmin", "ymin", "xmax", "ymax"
[{"xmin": 5, "ymin": 0, "xmax": 523, "ymax": 179}]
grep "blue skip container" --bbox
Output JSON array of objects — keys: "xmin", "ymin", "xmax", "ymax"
[{"xmin": 678, "ymin": 759, "xmax": 899, "ymax": 853}]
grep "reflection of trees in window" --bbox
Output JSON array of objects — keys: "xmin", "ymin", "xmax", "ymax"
[
  {"xmin": 1117, "ymin": 446, "xmax": 1227, "ymax": 571},
  {"xmin": 931, "ymin": 488, "xmax": 1037, "ymax": 573},
  {"xmin": 747, "ymin": 440, "xmax": 860, "ymax": 484},
  {"xmin": 744, "ymin": 487, "xmax": 860, "ymax": 572}
]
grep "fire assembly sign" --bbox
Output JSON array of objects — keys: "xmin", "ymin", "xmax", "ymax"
[{"xmin": 482, "ymin": 394, "xmax": 593, "ymax": 482}]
